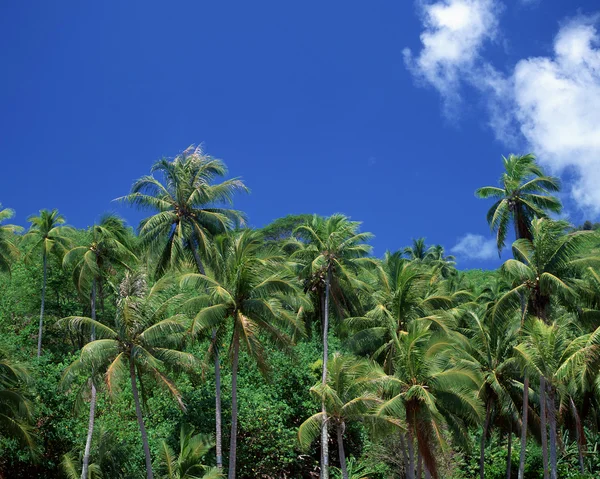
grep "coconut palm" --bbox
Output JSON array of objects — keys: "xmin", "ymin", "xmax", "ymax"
[
  {"xmin": 298, "ymin": 353, "xmax": 381, "ymax": 479},
  {"xmin": 62, "ymin": 214, "xmax": 136, "ymax": 479},
  {"xmin": 403, "ymin": 238, "xmax": 428, "ymax": 261},
  {"xmin": 347, "ymin": 251, "xmax": 456, "ymax": 373},
  {"xmin": 118, "ymin": 145, "xmax": 247, "ymax": 470},
  {"xmin": 24, "ymin": 209, "xmax": 73, "ymax": 357},
  {"xmin": 0, "ymin": 349, "xmax": 35, "ymax": 452},
  {"xmin": 159, "ymin": 424, "xmax": 222, "ymax": 479},
  {"xmin": 289, "ymin": 214, "xmax": 373, "ymax": 479},
  {"xmin": 476, "ymin": 153, "xmax": 561, "ymax": 254},
  {"xmin": 0, "ymin": 205, "xmax": 22, "ymax": 275},
  {"xmin": 181, "ymin": 230, "xmax": 303, "ymax": 479},
  {"xmin": 61, "ymin": 271, "xmax": 199, "ymax": 479},
  {"xmin": 375, "ymin": 321, "xmax": 483, "ymax": 479},
  {"xmin": 455, "ymin": 310, "xmax": 520, "ymax": 479},
  {"xmin": 493, "ymin": 218, "xmax": 600, "ymax": 479}
]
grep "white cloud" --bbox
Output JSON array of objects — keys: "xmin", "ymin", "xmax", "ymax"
[
  {"xmin": 403, "ymin": 0, "xmax": 502, "ymax": 112},
  {"xmin": 451, "ymin": 233, "xmax": 498, "ymax": 260}
]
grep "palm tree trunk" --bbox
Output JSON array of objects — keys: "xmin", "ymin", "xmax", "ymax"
[
  {"xmin": 417, "ymin": 449, "xmax": 422, "ymax": 479},
  {"xmin": 540, "ymin": 377, "xmax": 549, "ymax": 479},
  {"xmin": 228, "ymin": 329, "xmax": 240, "ymax": 479},
  {"xmin": 399, "ymin": 433, "xmax": 410, "ymax": 478},
  {"xmin": 406, "ymin": 430, "xmax": 416, "ymax": 479},
  {"xmin": 480, "ymin": 397, "xmax": 492, "ymax": 479},
  {"xmin": 214, "ymin": 331, "xmax": 223, "ymax": 471},
  {"xmin": 81, "ymin": 279, "xmax": 97, "ymax": 479},
  {"xmin": 518, "ymin": 372, "xmax": 529, "ymax": 479},
  {"xmin": 320, "ymin": 268, "xmax": 332, "ymax": 479},
  {"xmin": 130, "ymin": 356, "xmax": 153, "ymax": 479},
  {"xmin": 336, "ymin": 423, "xmax": 348, "ymax": 479},
  {"xmin": 37, "ymin": 252, "xmax": 47, "ymax": 358},
  {"xmin": 569, "ymin": 397, "xmax": 585, "ymax": 474},
  {"xmin": 547, "ymin": 386, "xmax": 558, "ymax": 479},
  {"xmin": 424, "ymin": 466, "xmax": 431, "ymax": 479},
  {"xmin": 506, "ymin": 424, "xmax": 513, "ymax": 479},
  {"xmin": 191, "ymin": 243, "xmax": 224, "ymax": 471}
]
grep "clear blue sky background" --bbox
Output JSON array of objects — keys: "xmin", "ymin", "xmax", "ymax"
[{"xmin": 1, "ymin": 1, "xmax": 597, "ymax": 269}]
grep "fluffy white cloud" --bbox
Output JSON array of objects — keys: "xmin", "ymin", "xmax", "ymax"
[
  {"xmin": 451, "ymin": 233, "xmax": 498, "ymax": 260},
  {"xmin": 403, "ymin": 0, "xmax": 502, "ymax": 112},
  {"xmin": 509, "ymin": 19, "xmax": 600, "ymax": 214}
]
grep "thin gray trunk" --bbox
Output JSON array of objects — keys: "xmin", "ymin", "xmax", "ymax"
[
  {"xmin": 506, "ymin": 424, "xmax": 513, "ymax": 479},
  {"xmin": 406, "ymin": 431, "xmax": 415, "ymax": 479},
  {"xmin": 518, "ymin": 372, "xmax": 529, "ymax": 479},
  {"xmin": 336, "ymin": 423, "xmax": 348, "ymax": 479},
  {"xmin": 569, "ymin": 397, "xmax": 585, "ymax": 474},
  {"xmin": 399, "ymin": 433, "xmax": 410, "ymax": 478},
  {"xmin": 37, "ymin": 252, "xmax": 48, "ymax": 358},
  {"xmin": 214, "ymin": 331, "xmax": 223, "ymax": 470},
  {"xmin": 81, "ymin": 280, "xmax": 97, "ymax": 479},
  {"xmin": 424, "ymin": 466, "xmax": 431, "ymax": 479},
  {"xmin": 547, "ymin": 386, "xmax": 558, "ymax": 479},
  {"xmin": 228, "ymin": 329, "xmax": 240, "ymax": 479},
  {"xmin": 540, "ymin": 377, "xmax": 549, "ymax": 479},
  {"xmin": 130, "ymin": 357, "xmax": 153, "ymax": 479},
  {"xmin": 417, "ymin": 449, "xmax": 423, "ymax": 479},
  {"xmin": 320, "ymin": 268, "xmax": 331, "ymax": 479},
  {"xmin": 480, "ymin": 398, "xmax": 492, "ymax": 479}
]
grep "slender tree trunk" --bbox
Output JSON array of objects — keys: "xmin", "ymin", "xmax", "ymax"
[
  {"xmin": 399, "ymin": 433, "xmax": 410, "ymax": 478},
  {"xmin": 506, "ymin": 424, "xmax": 513, "ymax": 479},
  {"xmin": 214, "ymin": 331, "xmax": 223, "ymax": 470},
  {"xmin": 570, "ymin": 397, "xmax": 585, "ymax": 474},
  {"xmin": 540, "ymin": 377, "xmax": 549, "ymax": 479},
  {"xmin": 228, "ymin": 329, "xmax": 240, "ymax": 479},
  {"xmin": 424, "ymin": 466, "xmax": 431, "ymax": 479},
  {"xmin": 547, "ymin": 386, "xmax": 558, "ymax": 479},
  {"xmin": 37, "ymin": 252, "xmax": 47, "ymax": 357},
  {"xmin": 129, "ymin": 356, "xmax": 153, "ymax": 479},
  {"xmin": 81, "ymin": 280, "xmax": 97, "ymax": 479},
  {"xmin": 336, "ymin": 423, "xmax": 348, "ymax": 479},
  {"xmin": 480, "ymin": 398, "xmax": 492, "ymax": 479},
  {"xmin": 406, "ymin": 430, "xmax": 415, "ymax": 479},
  {"xmin": 417, "ymin": 450, "xmax": 423, "ymax": 479},
  {"xmin": 320, "ymin": 268, "xmax": 332, "ymax": 479},
  {"xmin": 518, "ymin": 372, "xmax": 529, "ymax": 479}
]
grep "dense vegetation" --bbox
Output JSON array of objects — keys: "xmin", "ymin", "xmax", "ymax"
[{"xmin": 1, "ymin": 147, "xmax": 599, "ymax": 479}]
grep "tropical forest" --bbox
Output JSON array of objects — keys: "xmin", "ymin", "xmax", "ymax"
[{"xmin": 0, "ymin": 147, "xmax": 599, "ymax": 479}]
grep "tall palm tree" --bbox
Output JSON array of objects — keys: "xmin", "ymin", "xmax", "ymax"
[
  {"xmin": 61, "ymin": 271, "xmax": 199, "ymax": 479},
  {"xmin": 375, "ymin": 321, "xmax": 483, "ymax": 479},
  {"xmin": 298, "ymin": 353, "xmax": 381, "ymax": 479},
  {"xmin": 476, "ymin": 153, "xmax": 561, "ymax": 253},
  {"xmin": 181, "ymin": 230, "xmax": 303, "ymax": 479},
  {"xmin": 289, "ymin": 214, "xmax": 373, "ymax": 479},
  {"xmin": 494, "ymin": 218, "xmax": 600, "ymax": 479},
  {"xmin": 24, "ymin": 209, "xmax": 73, "ymax": 357},
  {"xmin": 118, "ymin": 145, "xmax": 247, "ymax": 470},
  {"xmin": 403, "ymin": 238, "xmax": 428, "ymax": 261},
  {"xmin": 0, "ymin": 349, "xmax": 35, "ymax": 452},
  {"xmin": 0, "ymin": 205, "xmax": 22, "ymax": 275},
  {"xmin": 159, "ymin": 424, "xmax": 222, "ymax": 479},
  {"xmin": 62, "ymin": 214, "xmax": 136, "ymax": 479}
]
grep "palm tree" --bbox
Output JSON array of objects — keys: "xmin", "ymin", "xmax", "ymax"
[
  {"xmin": 494, "ymin": 218, "xmax": 600, "ymax": 479},
  {"xmin": 24, "ymin": 209, "xmax": 73, "ymax": 357},
  {"xmin": 298, "ymin": 353, "xmax": 381, "ymax": 479},
  {"xmin": 61, "ymin": 271, "xmax": 199, "ymax": 479},
  {"xmin": 403, "ymin": 238, "xmax": 428, "ymax": 261},
  {"xmin": 347, "ymin": 251, "xmax": 456, "ymax": 373},
  {"xmin": 476, "ymin": 153, "xmax": 561, "ymax": 253},
  {"xmin": 62, "ymin": 214, "xmax": 136, "ymax": 479},
  {"xmin": 181, "ymin": 230, "xmax": 303, "ymax": 479},
  {"xmin": 159, "ymin": 424, "xmax": 222, "ymax": 479},
  {"xmin": 289, "ymin": 214, "xmax": 373, "ymax": 479},
  {"xmin": 0, "ymin": 349, "xmax": 35, "ymax": 452},
  {"xmin": 0, "ymin": 205, "xmax": 22, "ymax": 275},
  {"xmin": 119, "ymin": 145, "xmax": 247, "ymax": 470},
  {"xmin": 455, "ymin": 310, "xmax": 519, "ymax": 479},
  {"xmin": 374, "ymin": 321, "xmax": 483, "ymax": 479}
]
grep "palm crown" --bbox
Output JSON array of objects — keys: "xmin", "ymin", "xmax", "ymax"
[{"xmin": 0, "ymin": 205, "xmax": 22, "ymax": 274}]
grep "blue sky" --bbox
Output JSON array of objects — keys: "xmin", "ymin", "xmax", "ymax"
[{"xmin": 1, "ymin": 1, "xmax": 599, "ymax": 269}]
